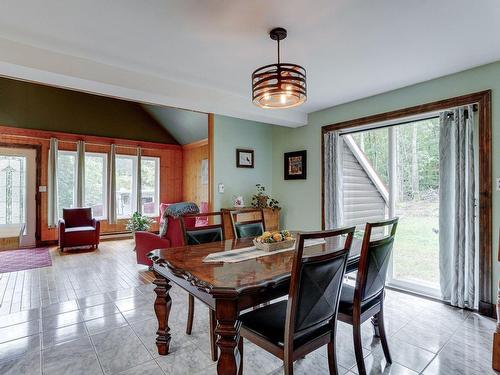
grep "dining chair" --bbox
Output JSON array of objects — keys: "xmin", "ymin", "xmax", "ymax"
[
  {"xmin": 337, "ymin": 218, "xmax": 398, "ymax": 375},
  {"xmin": 180, "ymin": 211, "xmax": 226, "ymax": 361},
  {"xmin": 230, "ymin": 208, "xmax": 265, "ymax": 239},
  {"xmin": 239, "ymin": 226, "xmax": 356, "ymax": 375}
]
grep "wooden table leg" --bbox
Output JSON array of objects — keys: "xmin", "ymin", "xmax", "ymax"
[
  {"xmin": 215, "ymin": 298, "xmax": 241, "ymax": 375},
  {"xmin": 493, "ymin": 280, "xmax": 500, "ymax": 371},
  {"xmin": 153, "ymin": 272, "xmax": 172, "ymax": 355}
]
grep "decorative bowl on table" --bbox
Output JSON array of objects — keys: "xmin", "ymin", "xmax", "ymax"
[{"xmin": 253, "ymin": 230, "xmax": 295, "ymax": 252}]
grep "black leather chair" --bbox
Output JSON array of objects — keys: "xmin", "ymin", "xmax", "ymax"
[
  {"xmin": 240, "ymin": 226, "xmax": 355, "ymax": 375},
  {"xmin": 180, "ymin": 211, "xmax": 226, "ymax": 362},
  {"xmin": 230, "ymin": 208, "xmax": 265, "ymax": 239},
  {"xmin": 338, "ymin": 218, "xmax": 398, "ymax": 375}
]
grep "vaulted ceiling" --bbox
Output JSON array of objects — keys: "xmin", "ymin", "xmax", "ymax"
[{"xmin": 0, "ymin": 0, "xmax": 499, "ymax": 127}]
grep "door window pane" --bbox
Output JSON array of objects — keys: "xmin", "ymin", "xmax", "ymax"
[
  {"xmin": 0, "ymin": 155, "xmax": 26, "ymax": 224},
  {"xmin": 58, "ymin": 151, "xmax": 77, "ymax": 218},
  {"xmin": 116, "ymin": 155, "xmax": 137, "ymax": 218},
  {"xmin": 141, "ymin": 157, "xmax": 159, "ymax": 216},
  {"xmin": 85, "ymin": 153, "xmax": 107, "ymax": 219}
]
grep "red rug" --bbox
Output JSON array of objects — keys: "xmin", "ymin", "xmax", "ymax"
[{"xmin": 0, "ymin": 247, "xmax": 52, "ymax": 273}]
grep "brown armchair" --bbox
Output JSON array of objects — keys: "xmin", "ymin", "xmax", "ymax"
[{"xmin": 58, "ymin": 208, "xmax": 100, "ymax": 252}]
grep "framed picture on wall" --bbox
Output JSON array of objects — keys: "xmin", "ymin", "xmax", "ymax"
[
  {"xmin": 236, "ymin": 148, "xmax": 254, "ymax": 168},
  {"xmin": 284, "ymin": 150, "xmax": 307, "ymax": 180}
]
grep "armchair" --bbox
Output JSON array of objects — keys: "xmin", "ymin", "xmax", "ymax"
[
  {"xmin": 58, "ymin": 208, "xmax": 100, "ymax": 251},
  {"xmin": 135, "ymin": 203, "xmax": 196, "ymax": 267}
]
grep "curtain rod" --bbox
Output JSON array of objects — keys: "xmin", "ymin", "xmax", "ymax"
[{"xmin": 2, "ymin": 132, "xmax": 166, "ymax": 151}]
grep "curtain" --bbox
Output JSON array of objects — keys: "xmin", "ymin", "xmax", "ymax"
[
  {"xmin": 136, "ymin": 147, "xmax": 142, "ymax": 214},
  {"xmin": 324, "ymin": 131, "xmax": 344, "ymax": 229},
  {"xmin": 439, "ymin": 105, "xmax": 476, "ymax": 309},
  {"xmin": 76, "ymin": 140, "xmax": 85, "ymax": 207},
  {"xmin": 108, "ymin": 144, "xmax": 117, "ymax": 224},
  {"xmin": 48, "ymin": 138, "xmax": 59, "ymax": 227}
]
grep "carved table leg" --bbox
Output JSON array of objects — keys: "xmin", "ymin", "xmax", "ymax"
[
  {"xmin": 215, "ymin": 298, "xmax": 241, "ymax": 375},
  {"xmin": 153, "ymin": 273, "xmax": 172, "ymax": 355},
  {"xmin": 492, "ymin": 280, "xmax": 500, "ymax": 371}
]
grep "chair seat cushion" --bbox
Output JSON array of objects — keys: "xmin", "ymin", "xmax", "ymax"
[
  {"xmin": 338, "ymin": 284, "xmax": 380, "ymax": 315},
  {"xmin": 240, "ymin": 300, "xmax": 331, "ymax": 349},
  {"xmin": 65, "ymin": 226, "xmax": 96, "ymax": 233}
]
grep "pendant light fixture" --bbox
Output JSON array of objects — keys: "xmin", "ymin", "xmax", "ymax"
[{"xmin": 252, "ymin": 27, "xmax": 307, "ymax": 109}]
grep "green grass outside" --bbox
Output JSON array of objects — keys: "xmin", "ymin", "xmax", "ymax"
[{"xmin": 393, "ymin": 200, "xmax": 440, "ymax": 286}]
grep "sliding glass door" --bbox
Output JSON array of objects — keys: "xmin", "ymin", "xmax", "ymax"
[
  {"xmin": 387, "ymin": 119, "xmax": 441, "ymax": 297},
  {"xmin": 342, "ymin": 117, "xmax": 442, "ymax": 298}
]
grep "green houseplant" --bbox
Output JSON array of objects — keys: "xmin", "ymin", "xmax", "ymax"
[
  {"xmin": 251, "ymin": 184, "xmax": 280, "ymax": 210},
  {"xmin": 126, "ymin": 212, "xmax": 155, "ymax": 233}
]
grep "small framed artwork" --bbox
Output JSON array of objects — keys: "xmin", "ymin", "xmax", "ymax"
[
  {"xmin": 236, "ymin": 148, "xmax": 254, "ymax": 168},
  {"xmin": 284, "ymin": 150, "xmax": 307, "ymax": 180}
]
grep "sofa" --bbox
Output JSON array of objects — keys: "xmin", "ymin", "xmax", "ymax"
[{"xmin": 58, "ymin": 208, "xmax": 100, "ymax": 251}]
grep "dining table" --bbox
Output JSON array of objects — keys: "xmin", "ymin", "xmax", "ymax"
[{"xmin": 148, "ymin": 236, "xmax": 362, "ymax": 375}]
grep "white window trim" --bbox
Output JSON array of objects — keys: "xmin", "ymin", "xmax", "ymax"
[
  {"xmin": 85, "ymin": 152, "xmax": 108, "ymax": 220},
  {"xmin": 141, "ymin": 156, "xmax": 160, "ymax": 218},
  {"xmin": 58, "ymin": 150, "xmax": 78, "ymax": 213},
  {"xmin": 115, "ymin": 154, "xmax": 138, "ymax": 219}
]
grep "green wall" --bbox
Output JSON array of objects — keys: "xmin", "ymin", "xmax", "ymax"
[
  {"xmin": 272, "ymin": 60, "xmax": 500, "ymax": 302},
  {"xmin": 213, "ymin": 115, "xmax": 274, "ymax": 210},
  {"xmin": 0, "ymin": 77, "xmax": 178, "ymax": 144}
]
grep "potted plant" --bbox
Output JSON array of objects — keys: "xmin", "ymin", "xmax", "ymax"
[
  {"xmin": 251, "ymin": 184, "xmax": 280, "ymax": 210},
  {"xmin": 126, "ymin": 212, "xmax": 155, "ymax": 248}
]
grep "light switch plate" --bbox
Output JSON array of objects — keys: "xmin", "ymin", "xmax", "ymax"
[
  {"xmin": 218, "ymin": 183, "xmax": 225, "ymax": 193},
  {"xmin": 496, "ymin": 178, "xmax": 500, "ymax": 191}
]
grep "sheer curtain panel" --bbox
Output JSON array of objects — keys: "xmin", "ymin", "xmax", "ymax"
[
  {"xmin": 48, "ymin": 138, "xmax": 59, "ymax": 227},
  {"xmin": 439, "ymin": 105, "xmax": 476, "ymax": 308},
  {"xmin": 324, "ymin": 131, "xmax": 344, "ymax": 229}
]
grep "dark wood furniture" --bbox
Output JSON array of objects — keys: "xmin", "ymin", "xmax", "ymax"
[
  {"xmin": 179, "ymin": 211, "xmax": 226, "ymax": 361},
  {"xmin": 229, "ymin": 208, "xmax": 265, "ymax": 239},
  {"xmin": 492, "ymin": 227, "xmax": 500, "ymax": 371},
  {"xmin": 148, "ymin": 236, "xmax": 363, "ymax": 375},
  {"xmin": 239, "ymin": 227, "xmax": 355, "ymax": 375},
  {"xmin": 221, "ymin": 207, "xmax": 279, "ymax": 239},
  {"xmin": 338, "ymin": 218, "xmax": 398, "ymax": 375}
]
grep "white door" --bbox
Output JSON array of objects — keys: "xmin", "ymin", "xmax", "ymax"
[{"xmin": 0, "ymin": 147, "xmax": 37, "ymax": 248}]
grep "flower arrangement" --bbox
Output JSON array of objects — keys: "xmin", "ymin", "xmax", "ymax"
[
  {"xmin": 251, "ymin": 184, "xmax": 280, "ymax": 210},
  {"xmin": 126, "ymin": 212, "xmax": 155, "ymax": 232}
]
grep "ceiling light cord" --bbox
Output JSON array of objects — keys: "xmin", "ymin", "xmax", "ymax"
[{"xmin": 277, "ymin": 38, "xmax": 281, "ymax": 64}]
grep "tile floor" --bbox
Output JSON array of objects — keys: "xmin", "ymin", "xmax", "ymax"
[{"xmin": 0, "ymin": 240, "xmax": 496, "ymax": 374}]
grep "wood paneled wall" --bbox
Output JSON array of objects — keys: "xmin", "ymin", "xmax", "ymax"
[
  {"xmin": 0, "ymin": 125, "xmax": 183, "ymax": 242},
  {"xmin": 182, "ymin": 139, "xmax": 209, "ymax": 206}
]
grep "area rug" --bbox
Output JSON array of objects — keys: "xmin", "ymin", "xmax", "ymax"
[{"xmin": 0, "ymin": 247, "xmax": 52, "ymax": 273}]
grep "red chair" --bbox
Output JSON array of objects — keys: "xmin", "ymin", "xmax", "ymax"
[
  {"xmin": 58, "ymin": 208, "xmax": 100, "ymax": 252},
  {"xmin": 135, "ymin": 203, "xmax": 196, "ymax": 267}
]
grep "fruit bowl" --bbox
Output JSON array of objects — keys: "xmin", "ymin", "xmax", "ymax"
[{"xmin": 253, "ymin": 230, "xmax": 295, "ymax": 252}]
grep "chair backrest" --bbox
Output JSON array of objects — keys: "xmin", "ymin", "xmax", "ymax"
[
  {"xmin": 285, "ymin": 227, "xmax": 354, "ymax": 345},
  {"xmin": 180, "ymin": 212, "xmax": 225, "ymax": 245},
  {"xmin": 355, "ymin": 218, "xmax": 398, "ymax": 304},
  {"xmin": 63, "ymin": 208, "xmax": 92, "ymax": 228},
  {"xmin": 230, "ymin": 209, "xmax": 265, "ymax": 239}
]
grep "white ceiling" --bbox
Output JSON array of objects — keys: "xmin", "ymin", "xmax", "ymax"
[{"xmin": 0, "ymin": 0, "xmax": 499, "ymax": 127}]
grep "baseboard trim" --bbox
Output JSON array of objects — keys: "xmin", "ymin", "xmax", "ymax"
[{"xmin": 479, "ymin": 301, "xmax": 495, "ymax": 319}]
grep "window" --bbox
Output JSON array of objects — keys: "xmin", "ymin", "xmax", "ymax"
[
  {"xmin": 115, "ymin": 155, "xmax": 137, "ymax": 219},
  {"xmin": 85, "ymin": 153, "xmax": 107, "ymax": 219},
  {"xmin": 57, "ymin": 151, "xmax": 77, "ymax": 218},
  {"xmin": 0, "ymin": 155, "xmax": 26, "ymax": 225},
  {"xmin": 141, "ymin": 157, "xmax": 160, "ymax": 216},
  {"xmin": 54, "ymin": 148, "xmax": 160, "ymax": 220}
]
